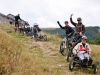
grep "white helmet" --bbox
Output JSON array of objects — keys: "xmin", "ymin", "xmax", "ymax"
[{"xmin": 82, "ymin": 36, "xmax": 87, "ymax": 40}]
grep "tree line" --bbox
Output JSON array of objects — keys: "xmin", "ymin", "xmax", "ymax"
[{"xmin": 43, "ymin": 26, "xmax": 100, "ymax": 45}]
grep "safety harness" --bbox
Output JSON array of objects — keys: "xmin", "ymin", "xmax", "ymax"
[{"xmin": 79, "ymin": 45, "xmax": 88, "ymax": 52}]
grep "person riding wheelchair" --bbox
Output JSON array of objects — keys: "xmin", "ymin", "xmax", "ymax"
[
  {"xmin": 31, "ymin": 24, "xmax": 47, "ymax": 41},
  {"xmin": 73, "ymin": 36, "xmax": 91, "ymax": 65},
  {"xmin": 69, "ymin": 36, "xmax": 99, "ymax": 74}
]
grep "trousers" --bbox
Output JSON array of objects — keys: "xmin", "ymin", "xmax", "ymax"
[{"xmin": 77, "ymin": 52, "xmax": 89, "ymax": 60}]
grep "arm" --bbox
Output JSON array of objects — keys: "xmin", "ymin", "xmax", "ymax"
[
  {"xmin": 57, "ymin": 21, "xmax": 65, "ymax": 29},
  {"xmin": 70, "ymin": 14, "xmax": 77, "ymax": 26},
  {"xmin": 18, "ymin": 16, "xmax": 21, "ymax": 20},
  {"xmin": 73, "ymin": 43, "xmax": 79, "ymax": 55},
  {"xmin": 82, "ymin": 25, "xmax": 85, "ymax": 34},
  {"xmin": 38, "ymin": 27, "xmax": 42, "ymax": 32}
]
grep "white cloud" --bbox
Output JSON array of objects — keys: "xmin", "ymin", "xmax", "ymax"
[{"xmin": 0, "ymin": 0, "xmax": 100, "ymax": 27}]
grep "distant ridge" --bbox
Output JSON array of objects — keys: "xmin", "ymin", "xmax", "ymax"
[{"xmin": 42, "ymin": 26, "xmax": 100, "ymax": 40}]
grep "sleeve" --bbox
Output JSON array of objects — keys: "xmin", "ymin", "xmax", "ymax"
[
  {"xmin": 38, "ymin": 27, "xmax": 42, "ymax": 32},
  {"xmin": 82, "ymin": 25, "xmax": 85, "ymax": 34},
  {"xmin": 58, "ymin": 23, "xmax": 65, "ymax": 29},
  {"xmin": 19, "ymin": 16, "xmax": 21, "ymax": 20},
  {"xmin": 73, "ymin": 43, "xmax": 79, "ymax": 54},
  {"xmin": 70, "ymin": 18, "xmax": 77, "ymax": 26}
]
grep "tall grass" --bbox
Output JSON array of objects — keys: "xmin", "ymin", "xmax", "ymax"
[
  {"xmin": 0, "ymin": 23, "xmax": 100, "ymax": 75},
  {"xmin": 0, "ymin": 29, "xmax": 22, "ymax": 75}
]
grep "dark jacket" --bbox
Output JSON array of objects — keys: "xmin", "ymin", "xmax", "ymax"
[
  {"xmin": 70, "ymin": 18, "xmax": 85, "ymax": 34},
  {"xmin": 34, "ymin": 27, "xmax": 41, "ymax": 33},
  {"xmin": 15, "ymin": 16, "xmax": 21, "ymax": 21},
  {"xmin": 58, "ymin": 23, "xmax": 74, "ymax": 38}
]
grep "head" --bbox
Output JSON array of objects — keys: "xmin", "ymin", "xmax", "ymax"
[
  {"xmin": 36, "ymin": 25, "xmax": 38, "ymax": 27},
  {"xmin": 18, "ymin": 14, "xmax": 20, "ymax": 16},
  {"xmin": 64, "ymin": 21, "xmax": 69, "ymax": 27},
  {"xmin": 77, "ymin": 17, "xmax": 82, "ymax": 24},
  {"xmin": 81, "ymin": 36, "xmax": 87, "ymax": 44},
  {"xmin": 34, "ymin": 23, "xmax": 38, "ymax": 27}
]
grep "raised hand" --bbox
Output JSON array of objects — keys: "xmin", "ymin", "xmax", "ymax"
[
  {"xmin": 70, "ymin": 14, "xmax": 73, "ymax": 18},
  {"xmin": 57, "ymin": 21, "xmax": 60, "ymax": 25}
]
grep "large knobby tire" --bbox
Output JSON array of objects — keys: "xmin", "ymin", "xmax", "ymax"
[
  {"xmin": 66, "ymin": 43, "xmax": 73, "ymax": 61},
  {"xmin": 69, "ymin": 58, "xmax": 75, "ymax": 71},
  {"xmin": 60, "ymin": 41, "xmax": 69, "ymax": 56},
  {"xmin": 43, "ymin": 35, "xmax": 47, "ymax": 41},
  {"xmin": 34, "ymin": 34, "xmax": 38, "ymax": 42},
  {"xmin": 60, "ymin": 41, "xmax": 67, "ymax": 56},
  {"xmin": 66, "ymin": 52, "xmax": 72, "ymax": 61},
  {"xmin": 94, "ymin": 61, "xmax": 99, "ymax": 74}
]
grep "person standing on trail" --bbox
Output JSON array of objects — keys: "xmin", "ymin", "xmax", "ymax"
[
  {"xmin": 15, "ymin": 14, "xmax": 21, "ymax": 27},
  {"xmin": 70, "ymin": 14, "xmax": 86, "ymax": 47},
  {"xmin": 57, "ymin": 21, "xmax": 74, "ymax": 38}
]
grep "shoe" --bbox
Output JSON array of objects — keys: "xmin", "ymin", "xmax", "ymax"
[{"xmin": 83, "ymin": 59, "xmax": 88, "ymax": 66}]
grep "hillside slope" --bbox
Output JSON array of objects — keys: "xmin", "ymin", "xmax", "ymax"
[
  {"xmin": 0, "ymin": 29, "xmax": 23, "ymax": 75},
  {"xmin": 0, "ymin": 23, "xmax": 100, "ymax": 75}
]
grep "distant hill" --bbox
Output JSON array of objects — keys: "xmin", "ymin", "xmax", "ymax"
[{"xmin": 42, "ymin": 26, "xmax": 100, "ymax": 40}]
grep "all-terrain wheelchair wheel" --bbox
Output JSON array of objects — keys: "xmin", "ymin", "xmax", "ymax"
[
  {"xmin": 43, "ymin": 35, "xmax": 47, "ymax": 41},
  {"xmin": 93, "ymin": 61, "xmax": 99, "ymax": 74},
  {"xmin": 69, "ymin": 55, "xmax": 99, "ymax": 74}
]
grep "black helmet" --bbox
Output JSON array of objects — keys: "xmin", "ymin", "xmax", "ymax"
[
  {"xmin": 64, "ymin": 21, "xmax": 68, "ymax": 24},
  {"xmin": 77, "ymin": 17, "xmax": 82, "ymax": 21}
]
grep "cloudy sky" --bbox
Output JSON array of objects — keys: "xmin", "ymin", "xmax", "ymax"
[{"xmin": 0, "ymin": 0, "xmax": 100, "ymax": 28}]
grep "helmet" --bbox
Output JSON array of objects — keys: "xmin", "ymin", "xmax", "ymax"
[
  {"xmin": 77, "ymin": 17, "xmax": 82, "ymax": 21},
  {"xmin": 64, "ymin": 21, "xmax": 68, "ymax": 24},
  {"xmin": 82, "ymin": 36, "xmax": 87, "ymax": 40},
  {"xmin": 34, "ymin": 23, "xmax": 38, "ymax": 27}
]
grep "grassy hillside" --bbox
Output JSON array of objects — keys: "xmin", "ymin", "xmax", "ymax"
[
  {"xmin": 42, "ymin": 26, "xmax": 100, "ymax": 40},
  {"xmin": 0, "ymin": 29, "xmax": 23, "ymax": 75},
  {"xmin": 0, "ymin": 23, "xmax": 100, "ymax": 75}
]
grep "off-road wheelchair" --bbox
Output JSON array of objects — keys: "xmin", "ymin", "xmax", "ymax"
[
  {"xmin": 69, "ymin": 55, "xmax": 99, "ymax": 74},
  {"xmin": 31, "ymin": 32, "xmax": 47, "ymax": 41}
]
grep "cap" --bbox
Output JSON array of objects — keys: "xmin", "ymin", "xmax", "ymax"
[
  {"xmin": 82, "ymin": 36, "xmax": 87, "ymax": 40},
  {"xmin": 77, "ymin": 17, "xmax": 82, "ymax": 21},
  {"xmin": 64, "ymin": 21, "xmax": 68, "ymax": 24}
]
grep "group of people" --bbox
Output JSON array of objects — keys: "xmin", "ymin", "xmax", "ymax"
[
  {"xmin": 14, "ymin": 13, "xmax": 92, "ymax": 62},
  {"xmin": 14, "ymin": 14, "xmax": 32, "ymax": 33},
  {"xmin": 14, "ymin": 14, "xmax": 43, "ymax": 38},
  {"xmin": 57, "ymin": 14, "xmax": 91, "ymax": 63}
]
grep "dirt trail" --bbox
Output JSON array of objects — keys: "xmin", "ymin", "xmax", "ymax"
[
  {"xmin": 27, "ymin": 38, "xmax": 60, "ymax": 57},
  {"xmin": 26, "ymin": 37, "xmax": 93, "ymax": 75},
  {"xmin": 25, "ymin": 37, "xmax": 74, "ymax": 75}
]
